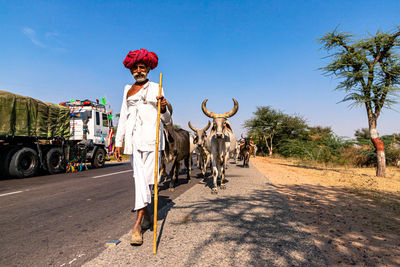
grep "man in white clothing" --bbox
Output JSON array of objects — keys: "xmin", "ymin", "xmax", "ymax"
[{"xmin": 115, "ymin": 48, "xmax": 170, "ymax": 246}]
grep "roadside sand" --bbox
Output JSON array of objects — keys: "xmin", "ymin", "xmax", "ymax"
[{"xmin": 252, "ymin": 156, "xmax": 400, "ymax": 266}]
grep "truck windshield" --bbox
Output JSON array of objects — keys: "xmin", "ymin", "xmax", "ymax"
[{"xmin": 70, "ymin": 113, "xmax": 83, "ymax": 118}]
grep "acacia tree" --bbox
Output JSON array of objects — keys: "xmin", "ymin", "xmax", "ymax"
[
  {"xmin": 320, "ymin": 27, "xmax": 400, "ymax": 177},
  {"xmin": 244, "ymin": 106, "xmax": 307, "ymax": 156},
  {"xmin": 244, "ymin": 106, "xmax": 283, "ymax": 156},
  {"xmin": 308, "ymin": 126, "xmax": 333, "ymax": 141},
  {"xmin": 279, "ymin": 114, "xmax": 308, "ymax": 141}
]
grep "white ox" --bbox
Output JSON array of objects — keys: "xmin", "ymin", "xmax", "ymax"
[
  {"xmin": 201, "ymin": 98, "xmax": 238, "ymax": 194},
  {"xmin": 188, "ymin": 121, "xmax": 211, "ymax": 177}
]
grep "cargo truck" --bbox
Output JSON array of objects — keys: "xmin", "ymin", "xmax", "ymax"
[{"xmin": 0, "ymin": 90, "xmax": 111, "ymax": 178}]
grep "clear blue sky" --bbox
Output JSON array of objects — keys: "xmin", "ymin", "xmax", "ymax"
[{"xmin": 1, "ymin": 0, "xmax": 399, "ymax": 138}]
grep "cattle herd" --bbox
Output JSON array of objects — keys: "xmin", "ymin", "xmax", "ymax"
[{"xmin": 162, "ymin": 98, "xmax": 257, "ymax": 194}]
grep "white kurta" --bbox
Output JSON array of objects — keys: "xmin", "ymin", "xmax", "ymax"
[
  {"xmin": 115, "ymin": 82, "xmax": 171, "ymax": 153},
  {"xmin": 115, "ymin": 81, "xmax": 171, "ymax": 211}
]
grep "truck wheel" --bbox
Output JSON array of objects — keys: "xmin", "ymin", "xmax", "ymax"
[
  {"xmin": 0, "ymin": 152, "xmax": 5, "ymax": 178},
  {"xmin": 0, "ymin": 148, "xmax": 19, "ymax": 178},
  {"xmin": 46, "ymin": 148, "xmax": 65, "ymax": 174},
  {"xmin": 91, "ymin": 147, "xmax": 105, "ymax": 168},
  {"xmin": 9, "ymin": 147, "xmax": 39, "ymax": 178}
]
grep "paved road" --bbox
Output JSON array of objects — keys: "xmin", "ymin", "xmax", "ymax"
[{"xmin": 0, "ymin": 161, "xmax": 203, "ymax": 266}]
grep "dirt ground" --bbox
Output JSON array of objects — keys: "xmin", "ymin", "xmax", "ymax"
[{"xmin": 251, "ymin": 156, "xmax": 400, "ymax": 267}]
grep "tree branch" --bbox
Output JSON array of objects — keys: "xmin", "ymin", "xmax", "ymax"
[{"xmin": 371, "ymin": 30, "xmax": 400, "ymax": 66}]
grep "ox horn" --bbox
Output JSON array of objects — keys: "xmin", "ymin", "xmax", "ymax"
[
  {"xmin": 201, "ymin": 99, "xmax": 214, "ymax": 118},
  {"xmin": 188, "ymin": 121, "xmax": 198, "ymax": 132},
  {"xmin": 166, "ymin": 100, "xmax": 173, "ymax": 115},
  {"xmin": 222, "ymin": 98, "xmax": 239, "ymax": 118},
  {"xmin": 241, "ymin": 133, "xmax": 244, "ymax": 139},
  {"xmin": 201, "ymin": 98, "xmax": 239, "ymax": 119},
  {"xmin": 202, "ymin": 120, "xmax": 211, "ymax": 132}
]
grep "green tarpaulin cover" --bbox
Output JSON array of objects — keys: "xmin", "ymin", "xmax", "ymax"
[{"xmin": 0, "ymin": 90, "xmax": 70, "ymax": 138}]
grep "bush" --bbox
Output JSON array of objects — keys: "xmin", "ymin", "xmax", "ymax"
[
  {"xmin": 279, "ymin": 134, "xmax": 345, "ymax": 163},
  {"xmin": 341, "ymin": 142, "xmax": 400, "ymax": 167},
  {"xmin": 340, "ymin": 146, "xmax": 373, "ymax": 167},
  {"xmin": 386, "ymin": 147, "xmax": 400, "ymax": 166}
]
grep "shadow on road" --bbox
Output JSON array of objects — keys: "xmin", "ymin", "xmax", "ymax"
[
  {"xmin": 275, "ymin": 183, "xmax": 400, "ymax": 266},
  {"xmin": 155, "ymin": 200, "xmax": 175, "ymax": 250},
  {"xmin": 176, "ymin": 185, "xmax": 326, "ymax": 266},
  {"xmin": 171, "ymin": 181, "xmax": 400, "ymax": 266}
]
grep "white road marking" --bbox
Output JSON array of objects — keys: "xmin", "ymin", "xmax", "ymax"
[
  {"xmin": 68, "ymin": 258, "xmax": 77, "ymax": 264},
  {"xmin": 62, "ymin": 253, "xmax": 85, "ymax": 267},
  {"xmin": 91, "ymin": 169, "xmax": 131, "ymax": 179},
  {"xmin": 0, "ymin": 190, "xmax": 24, "ymax": 197},
  {"xmin": 0, "ymin": 170, "xmax": 131, "ymax": 197}
]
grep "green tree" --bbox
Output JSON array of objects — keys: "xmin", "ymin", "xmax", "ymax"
[
  {"xmin": 308, "ymin": 126, "xmax": 333, "ymax": 139},
  {"xmin": 244, "ymin": 106, "xmax": 284, "ymax": 155},
  {"xmin": 244, "ymin": 106, "xmax": 307, "ymax": 155},
  {"xmin": 354, "ymin": 128, "xmax": 371, "ymax": 142},
  {"xmin": 319, "ymin": 27, "xmax": 400, "ymax": 177},
  {"xmin": 279, "ymin": 114, "xmax": 308, "ymax": 141}
]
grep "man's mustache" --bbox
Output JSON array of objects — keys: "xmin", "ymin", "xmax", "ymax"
[{"xmin": 133, "ymin": 72, "xmax": 147, "ymax": 78}]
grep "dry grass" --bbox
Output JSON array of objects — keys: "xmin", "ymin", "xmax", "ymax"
[
  {"xmin": 252, "ymin": 155, "xmax": 400, "ymax": 193},
  {"xmin": 251, "ymin": 156, "xmax": 400, "ymax": 266}
]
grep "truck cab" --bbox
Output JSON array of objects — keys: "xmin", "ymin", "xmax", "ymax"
[
  {"xmin": 62, "ymin": 100, "xmax": 109, "ymax": 144},
  {"xmin": 59, "ymin": 99, "xmax": 111, "ymax": 168}
]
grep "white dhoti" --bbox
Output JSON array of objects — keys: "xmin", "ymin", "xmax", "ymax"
[{"xmin": 130, "ymin": 148, "xmax": 161, "ymax": 211}]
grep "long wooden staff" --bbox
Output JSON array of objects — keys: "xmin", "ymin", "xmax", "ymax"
[{"xmin": 153, "ymin": 73, "xmax": 163, "ymax": 254}]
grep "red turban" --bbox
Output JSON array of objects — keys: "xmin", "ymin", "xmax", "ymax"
[{"xmin": 123, "ymin": 49, "xmax": 158, "ymax": 70}]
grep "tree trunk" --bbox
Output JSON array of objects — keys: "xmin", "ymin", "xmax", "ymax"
[
  {"xmin": 266, "ymin": 137, "xmax": 273, "ymax": 156},
  {"xmin": 265, "ymin": 140, "xmax": 271, "ymax": 156},
  {"xmin": 369, "ymin": 122, "xmax": 386, "ymax": 177},
  {"xmin": 269, "ymin": 134, "xmax": 274, "ymax": 156}
]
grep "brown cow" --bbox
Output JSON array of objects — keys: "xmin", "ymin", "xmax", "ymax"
[{"xmin": 239, "ymin": 134, "xmax": 254, "ymax": 167}]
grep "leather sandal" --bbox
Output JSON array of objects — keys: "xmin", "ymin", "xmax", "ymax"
[
  {"xmin": 141, "ymin": 216, "xmax": 151, "ymax": 230},
  {"xmin": 130, "ymin": 229, "xmax": 143, "ymax": 246}
]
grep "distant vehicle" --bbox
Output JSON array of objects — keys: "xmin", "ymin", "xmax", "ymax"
[{"xmin": 0, "ymin": 90, "xmax": 112, "ymax": 178}]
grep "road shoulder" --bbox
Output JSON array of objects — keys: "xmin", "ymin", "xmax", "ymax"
[{"xmin": 252, "ymin": 156, "xmax": 400, "ymax": 266}]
